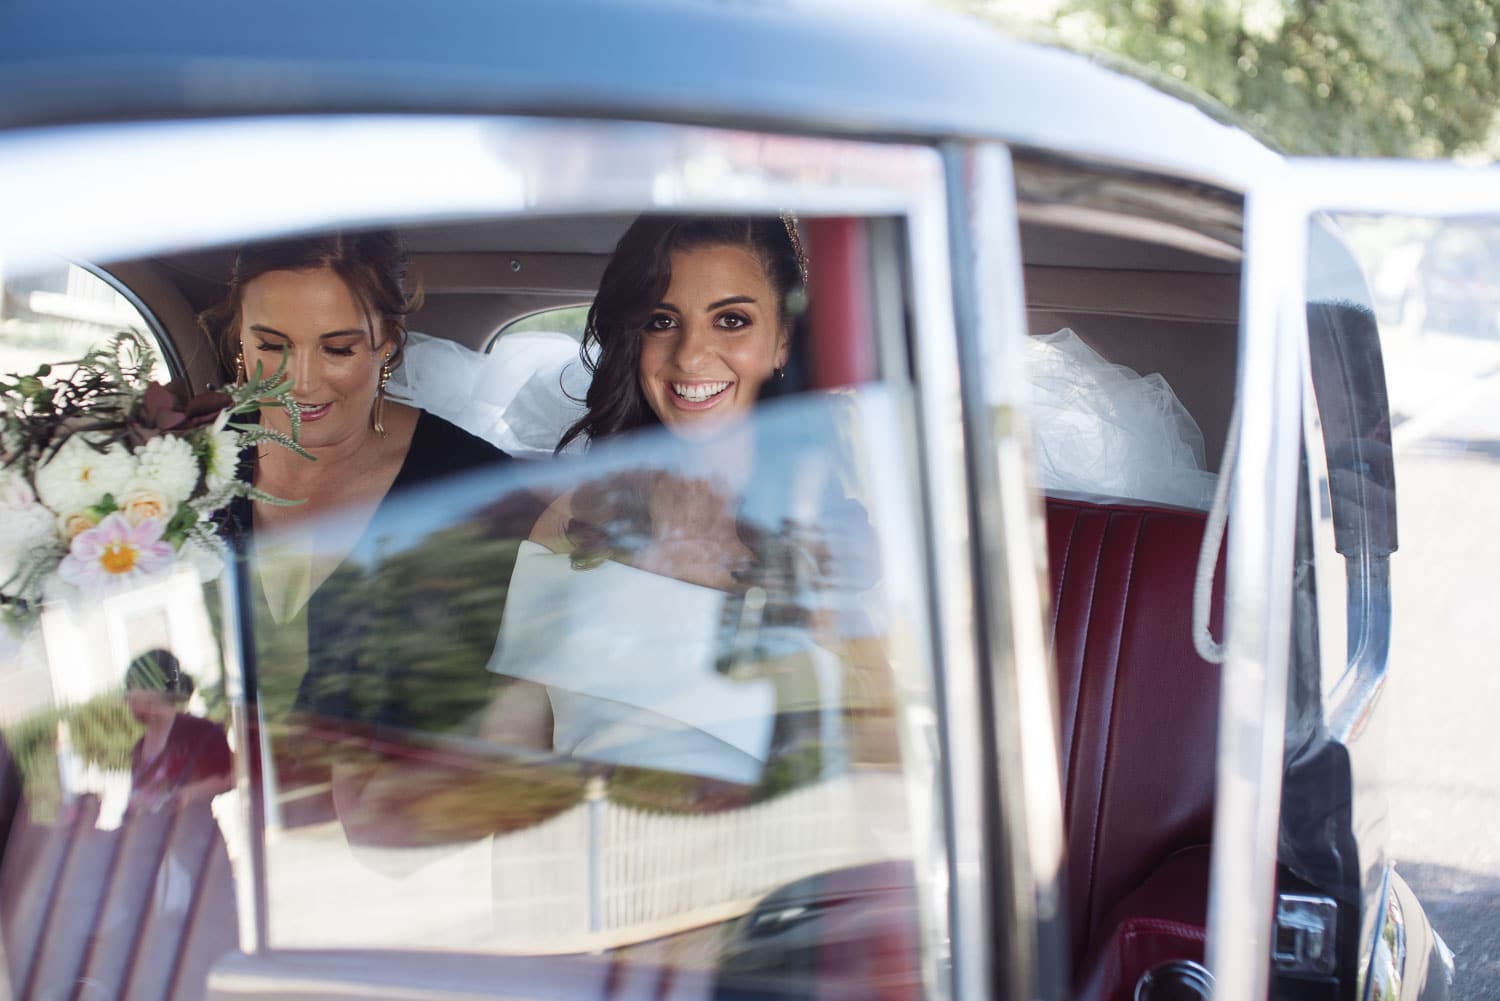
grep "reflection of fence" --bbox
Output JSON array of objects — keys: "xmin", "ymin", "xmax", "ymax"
[
  {"xmin": 269, "ymin": 769, "xmax": 911, "ymax": 954},
  {"xmin": 489, "ymin": 770, "xmax": 905, "ymax": 950}
]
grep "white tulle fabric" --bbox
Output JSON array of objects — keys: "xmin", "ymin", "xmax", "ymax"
[
  {"xmin": 385, "ymin": 330, "xmax": 590, "ymax": 457},
  {"xmin": 389, "ymin": 326, "xmax": 1215, "ymax": 509},
  {"xmin": 1026, "ymin": 328, "xmax": 1217, "ymax": 510}
]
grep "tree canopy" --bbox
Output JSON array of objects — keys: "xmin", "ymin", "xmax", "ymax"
[{"xmin": 1029, "ymin": 0, "xmax": 1500, "ymax": 157}]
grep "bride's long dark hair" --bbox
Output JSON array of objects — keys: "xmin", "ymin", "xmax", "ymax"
[{"xmin": 556, "ymin": 215, "xmax": 804, "ymax": 453}]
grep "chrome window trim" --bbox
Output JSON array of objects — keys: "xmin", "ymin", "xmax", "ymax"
[
  {"xmin": 1298, "ymin": 361, "xmax": 1353, "ymax": 699},
  {"xmin": 1206, "ymin": 176, "xmax": 1305, "ymax": 1001},
  {"xmin": 902, "ymin": 149, "xmax": 991, "ymax": 1001},
  {"xmin": 946, "ymin": 141, "xmax": 1068, "ymax": 1000},
  {"xmin": 0, "ymin": 116, "xmax": 936, "ymax": 274},
  {"xmin": 1282, "ymin": 158, "xmax": 1500, "ymax": 217}
]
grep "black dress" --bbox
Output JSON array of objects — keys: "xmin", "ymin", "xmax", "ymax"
[{"xmin": 225, "ymin": 411, "xmax": 534, "ymax": 736}]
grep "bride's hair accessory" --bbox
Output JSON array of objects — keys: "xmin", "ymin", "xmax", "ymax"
[{"xmin": 781, "ymin": 211, "xmax": 809, "ymax": 289}]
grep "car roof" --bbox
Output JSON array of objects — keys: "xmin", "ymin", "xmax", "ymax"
[{"xmin": 0, "ymin": 0, "xmax": 1277, "ymax": 190}]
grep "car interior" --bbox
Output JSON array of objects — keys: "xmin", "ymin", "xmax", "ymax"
[{"xmin": 0, "ymin": 156, "xmax": 1246, "ymax": 1001}]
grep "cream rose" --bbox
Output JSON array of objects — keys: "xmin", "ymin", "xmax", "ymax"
[
  {"xmin": 120, "ymin": 489, "xmax": 173, "ymax": 528},
  {"xmin": 58, "ymin": 511, "xmax": 100, "ymax": 542}
]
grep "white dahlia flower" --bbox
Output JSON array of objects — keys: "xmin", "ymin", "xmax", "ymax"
[
  {"xmin": 130, "ymin": 434, "xmax": 199, "ymax": 506},
  {"xmin": 33, "ymin": 435, "xmax": 136, "ymax": 515}
]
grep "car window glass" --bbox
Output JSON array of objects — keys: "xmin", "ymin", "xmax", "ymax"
[
  {"xmin": 238, "ymin": 220, "xmax": 939, "ymax": 997},
  {"xmin": 490, "ymin": 304, "xmax": 590, "ymax": 347},
  {"xmin": 0, "ymin": 261, "xmax": 169, "ymax": 380},
  {"xmin": 0, "ymin": 566, "xmax": 239, "ymax": 998},
  {"xmin": 0, "ymin": 114, "xmax": 957, "ymax": 1000}
]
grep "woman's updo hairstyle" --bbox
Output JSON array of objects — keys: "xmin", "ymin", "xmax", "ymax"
[
  {"xmin": 198, "ymin": 230, "xmax": 419, "ymax": 378},
  {"xmin": 557, "ymin": 215, "xmax": 806, "ymax": 452}
]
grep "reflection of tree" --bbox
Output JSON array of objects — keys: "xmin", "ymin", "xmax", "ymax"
[
  {"xmin": 257, "ymin": 517, "xmax": 530, "ymax": 736},
  {"xmin": 4, "ymin": 694, "xmax": 142, "ymax": 822},
  {"xmin": 363, "ymin": 524, "xmax": 525, "ymax": 732},
  {"xmin": 254, "ymin": 436, "xmax": 905, "ymax": 838},
  {"xmin": 262, "ymin": 505, "xmax": 593, "ymax": 841},
  {"xmin": 521, "ymin": 463, "xmax": 899, "ymax": 815}
]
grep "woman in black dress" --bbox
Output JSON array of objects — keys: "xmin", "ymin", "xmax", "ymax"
[{"xmin": 202, "ymin": 232, "xmax": 526, "ymax": 829}]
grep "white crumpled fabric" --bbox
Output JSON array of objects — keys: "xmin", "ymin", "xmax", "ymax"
[
  {"xmin": 1027, "ymin": 328, "xmax": 1217, "ymax": 510},
  {"xmin": 390, "ymin": 327, "xmax": 1216, "ymax": 509},
  {"xmin": 385, "ymin": 330, "xmax": 590, "ymax": 457}
]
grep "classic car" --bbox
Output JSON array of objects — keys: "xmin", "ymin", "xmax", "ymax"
[{"xmin": 0, "ymin": 1, "xmax": 1482, "ymax": 1000}]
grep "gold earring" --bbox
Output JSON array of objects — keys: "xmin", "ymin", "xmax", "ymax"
[
  {"xmin": 234, "ymin": 349, "xmax": 247, "ymax": 383},
  {"xmin": 371, "ymin": 356, "xmax": 392, "ymax": 437}
]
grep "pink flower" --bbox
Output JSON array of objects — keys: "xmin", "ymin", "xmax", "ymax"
[{"xmin": 58, "ymin": 513, "xmax": 173, "ymax": 588}]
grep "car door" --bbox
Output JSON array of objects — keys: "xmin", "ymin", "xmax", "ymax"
[
  {"xmin": 0, "ymin": 116, "xmax": 1048, "ymax": 1001},
  {"xmin": 1211, "ymin": 162, "xmax": 1489, "ymax": 1001}
]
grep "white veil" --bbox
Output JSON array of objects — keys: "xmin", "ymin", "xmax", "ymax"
[
  {"xmin": 389, "ymin": 326, "xmax": 1216, "ymax": 509},
  {"xmin": 1026, "ymin": 328, "xmax": 1217, "ymax": 510},
  {"xmin": 385, "ymin": 330, "xmax": 590, "ymax": 457}
]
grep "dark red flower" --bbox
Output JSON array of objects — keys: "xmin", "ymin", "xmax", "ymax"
[{"xmin": 128, "ymin": 381, "xmax": 232, "ymax": 446}]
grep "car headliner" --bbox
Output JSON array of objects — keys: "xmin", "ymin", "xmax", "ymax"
[{"xmin": 0, "ymin": 0, "xmax": 1278, "ymax": 191}]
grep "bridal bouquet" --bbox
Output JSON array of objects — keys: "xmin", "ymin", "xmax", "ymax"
[{"xmin": 0, "ymin": 331, "xmax": 303, "ymax": 629}]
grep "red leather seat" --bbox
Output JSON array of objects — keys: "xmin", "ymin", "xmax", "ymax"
[{"xmin": 1044, "ymin": 496, "xmax": 1223, "ymax": 1000}]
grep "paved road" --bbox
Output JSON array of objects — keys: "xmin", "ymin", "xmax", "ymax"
[{"xmin": 1385, "ymin": 343, "xmax": 1500, "ymax": 999}]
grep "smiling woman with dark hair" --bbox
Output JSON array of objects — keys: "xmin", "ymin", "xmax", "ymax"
[
  {"xmin": 477, "ymin": 213, "xmax": 883, "ymax": 796},
  {"xmin": 555, "ymin": 214, "xmax": 804, "ymax": 452},
  {"xmin": 529, "ymin": 213, "xmax": 815, "ymax": 602}
]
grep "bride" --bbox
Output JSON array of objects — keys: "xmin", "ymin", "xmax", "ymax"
[{"xmin": 476, "ymin": 213, "xmax": 878, "ymax": 795}]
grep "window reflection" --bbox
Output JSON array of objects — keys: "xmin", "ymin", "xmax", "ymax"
[
  {"xmin": 0, "ymin": 567, "xmax": 239, "ymax": 1000},
  {"xmin": 247, "ymin": 390, "xmax": 928, "ymax": 990}
]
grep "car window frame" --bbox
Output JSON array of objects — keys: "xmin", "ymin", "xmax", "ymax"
[{"xmin": 0, "ymin": 113, "xmax": 1017, "ymax": 1001}]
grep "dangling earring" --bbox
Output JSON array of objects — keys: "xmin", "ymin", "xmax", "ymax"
[
  {"xmin": 776, "ymin": 365, "xmax": 786, "ymax": 381},
  {"xmin": 234, "ymin": 349, "xmax": 247, "ymax": 383},
  {"xmin": 371, "ymin": 355, "xmax": 392, "ymax": 437}
]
